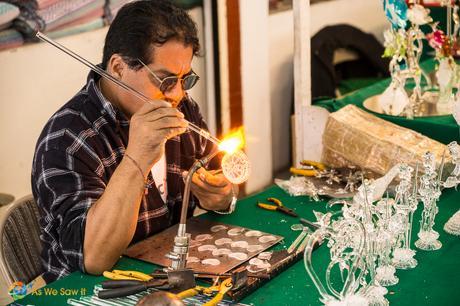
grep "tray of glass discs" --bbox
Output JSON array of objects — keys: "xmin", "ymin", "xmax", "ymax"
[{"xmin": 125, "ymin": 217, "xmax": 283, "ymax": 274}]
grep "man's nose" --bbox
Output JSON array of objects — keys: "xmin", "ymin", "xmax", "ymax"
[{"xmin": 163, "ymin": 80, "xmax": 184, "ymax": 106}]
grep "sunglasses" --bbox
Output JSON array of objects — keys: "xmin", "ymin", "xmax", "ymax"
[{"xmin": 137, "ymin": 59, "xmax": 200, "ymax": 93}]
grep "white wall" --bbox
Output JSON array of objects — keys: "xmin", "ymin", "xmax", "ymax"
[
  {"xmin": 0, "ymin": 8, "xmax": 206, "ymax": 199},
  {"xmin": 269, "ymin": 0, "xmax": 389, "ymax": 173},
  {"xmin": 239, "ymin": 0, "xmax": 273, "ymax": 193},
  {"xmin": 0, "ymin": 28, "xmax": 106, "ymax": 199},
  {"xmin": 269, "ymin": 11, "xmax": 295, "ymax": 173}
]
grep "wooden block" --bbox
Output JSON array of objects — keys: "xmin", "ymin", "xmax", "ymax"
[{"xmin": 321, "ymin": 105, "xmax": 448, "ymax": 175}]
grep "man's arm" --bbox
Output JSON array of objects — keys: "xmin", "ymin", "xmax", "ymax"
[
  {"xmin": 83, "ymin": 156, "xmax": 145, "ymax": 274},
  {"xmin": 84, "ymin": 100, "xmax": 187, "ymax": 275}
]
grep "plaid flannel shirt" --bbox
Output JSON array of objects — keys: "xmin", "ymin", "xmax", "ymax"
[{"xmin": 31, "ymin": 69, "xmax": 217, "ymax": 283}]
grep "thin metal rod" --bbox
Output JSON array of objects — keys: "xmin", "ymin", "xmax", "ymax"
[
  {"xmin": 180, "ymin": 149, "xmax": 221, "ymax": 226},
  {"xmin": 36, "ymin": 31, "xmax": 220, "ymax": 145}
]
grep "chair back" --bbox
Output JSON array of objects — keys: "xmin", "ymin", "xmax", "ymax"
[{"xmin": 0, "ymin": 195, "xmax": 43, "ymax": 285}]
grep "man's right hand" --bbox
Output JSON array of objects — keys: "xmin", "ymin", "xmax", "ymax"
[{"xmin": 125, "ymin": 100, "xmax": 188, "ymax": 172}]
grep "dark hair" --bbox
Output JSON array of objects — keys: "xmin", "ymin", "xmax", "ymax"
[{"xmin": 101, "ymin": 0, "xmax": 200, "ymax": 70}]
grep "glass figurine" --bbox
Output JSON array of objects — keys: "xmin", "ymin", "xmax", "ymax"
[
  {"xmin": 392, "ymin": 163, "xmax": 418, "ymax": 269},
  {"xmin": 373, "ymin": 198, "xmax": 399, "ymax": 287},
  {"xmin": 414, "ymin": 152, "xmax": 442, "ymax": 251},
  {"xmin": 444, "ymin": 141, "xmax": 460, "ymax": 235},
  {"xmin": 304, "ymin": 213, "xmax": 369, "ymax": 306},
  {"xmin": 444, "ymin": 210, "xmax": 460, "ymax": 236},
  {"xmin": 443, "ymin": 141, "xmax": 460, "ymax": 189}
]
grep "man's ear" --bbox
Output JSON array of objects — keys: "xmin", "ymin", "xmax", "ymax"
[{"xmin": 107, "ymin": 54, "xmax": 126, "ymax": 79}]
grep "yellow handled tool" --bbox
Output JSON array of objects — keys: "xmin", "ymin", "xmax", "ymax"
[
  {"xmin": 290, "ymin": 167, "xmax": 317, "ymax": 176},
  {"xmin": 103, "ymin": 271, "xmax": 138, "ymax": 281},
  {"xmin": 176, "ymin": 287, "xmax": 202, "ymax": 299},
  {"xmin": 257, "ymin": 197, "xmax": 298, "ymax": 217},
  {"xmin": 300, "ymin": 160, "xmax": 326, "ymax": 170},
  {"xmin": 203, "ymin": 278, "xmax": 233, "ymax": 306},
  {"xmin": 177, "ymin": 278, "xmax": 233, "ymax": 306},
  {"xmin": 290, "ymin": 160, "xmax": 327, "ymax": 176},
  {"xmin": 103, "ymin": 270, "xmax": 152, "ymax": 281}
]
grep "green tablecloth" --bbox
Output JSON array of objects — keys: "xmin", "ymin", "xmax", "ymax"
[
  {"xmin": 315, "ymin": 60, "xmax": 460, "ymax": 145},
  {"xmin": 13, "ymin": 185, "xmax": 460, "ymax": 306}
]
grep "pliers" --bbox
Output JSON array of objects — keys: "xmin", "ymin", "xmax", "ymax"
[
  {"xmin": 290, "ymin": 160, "xmax": 327, "ymax": 176},
  {"xmin": 177, "ymin": 278, "xmax": 233, "ymax": 306},
  {"xmin": 103, "ymin": 270, "xmax": 153, "ymax": 281},
  {"xmin": 98, "ymin": 270, "xmax": 170, "ymax": 299},
  {"xmin": 257, "ymin": 197, "xmax": 298, "ymax": 217}
]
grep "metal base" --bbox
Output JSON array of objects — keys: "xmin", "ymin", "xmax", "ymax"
[
  {"xmin": 363, "ymin": 91, "xmax": 453, "ymax": 117},
  {"xmin": 167, "ymin": 269, "xmax": 197, "ymax": 293}
]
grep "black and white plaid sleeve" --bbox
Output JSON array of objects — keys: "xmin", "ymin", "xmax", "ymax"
[{"xmin": 33, "ymin": 143, "xmax": 106, "ymax": 280}]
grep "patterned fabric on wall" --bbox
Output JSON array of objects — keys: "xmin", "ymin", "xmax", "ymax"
[
  {"xmin": 0, "ymin": 2, "xmax": 20, "ymax": 28},
  {"xmin": 0, "ymin": 27, "xmax": 22, "ymax": 50},
  {"xmin": 0, "ymin": 0, "xmax": 203, "ymax": 53}
]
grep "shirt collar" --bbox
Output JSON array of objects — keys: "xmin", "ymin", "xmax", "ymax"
[{"xmin": 85, "ymin": 67, "xmax": 130, "ymax": 126}]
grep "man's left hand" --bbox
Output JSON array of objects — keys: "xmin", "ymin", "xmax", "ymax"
[{"xmin": 183, "ymin": 168, "xmax": 236, "ymax": 211}]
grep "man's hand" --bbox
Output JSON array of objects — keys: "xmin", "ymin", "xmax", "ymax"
[
  {"xmin": 184, "ymin": 168, "xmax": 236, "ymax": 211},
  {"xmin": 126, "ymin": 100, "xmax": 188, "ymax": 172}
]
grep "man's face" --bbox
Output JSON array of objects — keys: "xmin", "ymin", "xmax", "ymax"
[{"xmin": 116, "ymin": 39, "xmax": 194, "ymax": 114}]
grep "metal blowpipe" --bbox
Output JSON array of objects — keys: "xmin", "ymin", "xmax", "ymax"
[{"xmin": 35, "ymin": 32, "xmax": 220, "ymax": 145}]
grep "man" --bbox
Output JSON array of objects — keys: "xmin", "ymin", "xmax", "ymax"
[{"xmin": 31, "ymin": 0, "xmax": 235, "ymax": 283}]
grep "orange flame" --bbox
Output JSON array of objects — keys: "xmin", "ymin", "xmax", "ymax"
[{"xmin": 218, "ymin": 127, "xmax": 245, "ymax": 154}]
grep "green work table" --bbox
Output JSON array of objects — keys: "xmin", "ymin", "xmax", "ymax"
[
  {"xmin": 12, "ymin": 185, "xmax": 460, "ymax": 305},
  {"xmin": 315, "ymin": 60, "xmax": 460, "ymax": 145}
]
